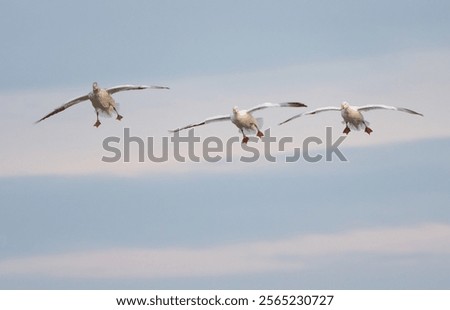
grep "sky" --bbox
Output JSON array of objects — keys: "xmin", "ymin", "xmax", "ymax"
[{"xmin": 0, "ymin": 0, "xmax": 450, "ymax": 289}]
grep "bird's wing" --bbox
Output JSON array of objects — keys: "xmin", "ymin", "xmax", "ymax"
[
  {"xmin": 35, "ymin": 94, "xmax": 90, "ymax": 123},
  {"xmin": 278, "ymin": 106, "xmax": 341, "ymax": 125},
  {"xmin": 303, "ymin": 106, "xmax": 342, "ymax": 115},
  {"xmin": 246, "ymin": 102, "xmax": 307, "ymax": 113},
  {"xmin": 106, "ymin": 84, "xmax": 169, "ymax": 95},
  {"xmin": 169, "ymin": 114, "xmax": 231, "ymax": 133},
  {"xmin": 356, "ymin": 105, "xmax": 423, "ymax": 116}
]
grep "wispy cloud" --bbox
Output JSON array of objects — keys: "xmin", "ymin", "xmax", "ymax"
[{"xmin": 1, "ymin": 223, "xmax": 449, "ymax": 279}]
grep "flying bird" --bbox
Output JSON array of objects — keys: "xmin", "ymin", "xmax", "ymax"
[
  {"xmin": 279, "ymin": 101, "xmax": 423, "ymax": 135},
  {"xmin": 170, "ymin": 102, "xmax": 307, "ymax": 143},
  {"xmin": 36, "ymin": 82, "xmax": 169, "ymax": 127}
]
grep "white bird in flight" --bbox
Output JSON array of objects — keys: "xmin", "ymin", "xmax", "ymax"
[
  {"xmin": 36, "ymin": 82, "xmax": 169, "ymax": 127},
  {"xmin": 279, "ymin": 101, "xmax": 423, "ymax": 135},
  {"xmin": 170, "ymin": 102, "xmax": 307, "ymax": 143}
]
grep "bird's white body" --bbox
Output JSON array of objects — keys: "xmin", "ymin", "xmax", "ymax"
[
  {"xmin": 340, "ymin": 103, "xmax": 366, "ymax": 131},
  {"xmin": 88, "ymin": 83, "xmax": 117, "ymax": 117},
  {"xmin": 231, "ymin": 108, "xmax": 260, "ymax": 132}
]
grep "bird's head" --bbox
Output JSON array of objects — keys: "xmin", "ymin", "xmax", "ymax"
[
  {"xmin": 341, "ymin": 101, "xmax": 350, "ymax": 110},
  {"xmin": 92, "ymin": 82, "xmax": 99, "ymax": 92},
  {"xmin": 232, "ymin": 106, "xmax": 239, "ymax": 114}
]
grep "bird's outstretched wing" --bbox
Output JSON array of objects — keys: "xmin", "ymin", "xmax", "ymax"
[
  {"xmin": 169, "ymin": 114, "xmax": 231, "ymax": 133},
  {"xmin": 356, "ymin": 105, "xmax": 423, "ymax": 116},
  {"xmin": 107, "ymin": 84, "xmax": 169, "ymax": 95},
  {"xmin": 246, "ymin": 102, "xmax": 307, "ymax": 113},
  {"xmin": 278, "ymin": 106, "xmax": 341, "ymax": 125},
  {"xmin": 35, "ymin": 94, "xmax": 90, "ymax": 123}
]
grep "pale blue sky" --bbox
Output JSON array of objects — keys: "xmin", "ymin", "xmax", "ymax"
[
  {"xmin": 2, "ymin": 0, "xmax": 449, "ymax": 90},
  {"xmin": 1, "ymin": 0, "xmax": 450, "ymax": 289}
]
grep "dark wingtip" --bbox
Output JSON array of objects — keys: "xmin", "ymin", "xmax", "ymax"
[
  {"xmin": 289, "ymin": 102, "xmax": 307, "ymax": 107},
  {"xmin": 34, "ymin": 116, "xmax": 47, "ymax": 124},
  {"xmin": 278, "ymin": 117, "xmax": 293, "ymax": 126},
  {"xmin": 151, "ymin": 86, "xmax": 170, "ymax": 90},
  {"xmin": 404, "ymin": 108, "xmax": 424, "ymax": 117}
]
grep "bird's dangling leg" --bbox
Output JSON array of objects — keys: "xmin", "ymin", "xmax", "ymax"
[
  {"xmin": 363, "ymin": 121, "xmax": 372, "ymax": 135},
  {"xmin": 113, "ymin": 107, "xmax": 123, "ymax": 121},
  {"xmin": 254, "ymin": 124, "xmax": 264, "ymax": 139},
  {"xmin": 94, "ymin": 111, "xmax": 101, "ymax": 128},
  {"xmin": 343, "ymin": 123, "xmax": 351, "ymax": 135},
  {"xmin": 241, "ymin": 129, "xmax": 249, "ymax": 144}
]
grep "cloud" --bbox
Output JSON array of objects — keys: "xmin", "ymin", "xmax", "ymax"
[{"xmin": 1, "ymin": 223, "xmax": 449, "ymax": 279}]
